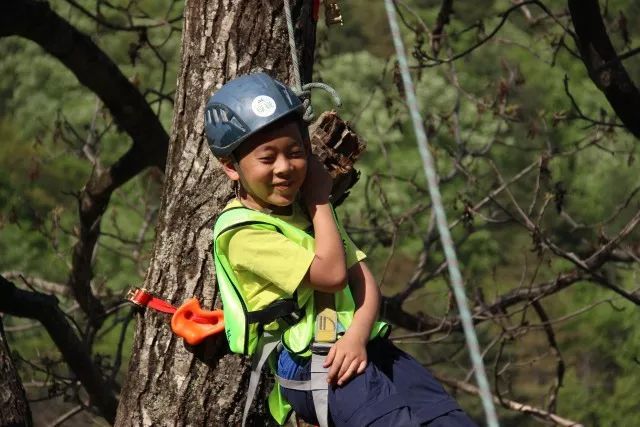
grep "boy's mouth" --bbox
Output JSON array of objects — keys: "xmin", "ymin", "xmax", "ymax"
[{"xmin": 273, "ymin": 180, "xmax": 293, "ymax": 190}]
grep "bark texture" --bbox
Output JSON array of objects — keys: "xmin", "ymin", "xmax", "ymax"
[
  {"xmin": 0, "ymin": 317, "xmax": 32, "ymax": 427},
  {"xmin": 116, "ymin": 1, "xmax": 315, "ymax": 425}
]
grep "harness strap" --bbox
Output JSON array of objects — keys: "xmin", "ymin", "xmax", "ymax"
[
  {"xmin": 128, "ymin": 288, "xmax": 177, "ymax": 314},
  {"xmin": 246, "ymin": 299, "xmax": 302, "ymax": 325},
  {"xmin": 309, "ymin": 292, "xmax": 338, "ymax": 427},
  {"xmin": 311, "ymin": 351, "xmax": 330, "ymax": 427},
  {"xmin": 127, "ymin": 288, "xmax": 221, "ymax": 325},
  {"xmin": 242, "ymin": 332, "xmax": 280, "ymax": 427},
  {"xmin": 274, "ymin": 374, "xmax": 328, "ymax": 392}
]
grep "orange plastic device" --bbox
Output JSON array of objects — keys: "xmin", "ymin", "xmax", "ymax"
[
  {"xmin": 127, "ymin": 288, "xmax": 225, "ymax": 345},
  {"xmin": 170, "ymin": 298, "xmax": 225, "ymax": 346}
]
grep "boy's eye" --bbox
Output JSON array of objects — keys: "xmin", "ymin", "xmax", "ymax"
[
  {"xmin": 259, "ymin": 157, "xmax": 275, "ymax": 163},
  {"xmin": 289, "ymin": 150, "xmax": 304, "ymax": 158}
]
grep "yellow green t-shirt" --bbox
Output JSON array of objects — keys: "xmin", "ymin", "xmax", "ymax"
[{"xmin": 224, "ymin": 199, "xmax": 366, "ymax": 311}]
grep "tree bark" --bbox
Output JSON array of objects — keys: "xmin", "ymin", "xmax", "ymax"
[
  {"xmin": 0, "ymin": 317, "xmax": 32, "ymax": 427},
  {"xmin": 116, "ymin": 1, "xmax": 316, "ymax": 425}
]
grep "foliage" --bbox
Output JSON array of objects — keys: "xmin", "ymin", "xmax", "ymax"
[{"xmin": 2, "ymin": 0, "xmax": 640, "ymax": 425}]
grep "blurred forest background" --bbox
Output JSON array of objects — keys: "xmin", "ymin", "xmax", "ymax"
[{"xmin": 1, "ymin": 0, "xmax": 639, "ymax": 425}]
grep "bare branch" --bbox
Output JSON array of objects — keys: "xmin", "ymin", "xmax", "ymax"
[
  {"xmin": 0, "ymin": 275, "xmax": 117, "ymax": 423},
  {"xmin": 63, "ymin": 0, "xmax": 182, "ymax": 32},
  {"xmin": 432, "ymin": 0, "xmax": 454, "ymax": 56},
  {"xmin": 0, "ymin": 0, "xmax": 170, "ymax": 328},
  {"xmin": 0, "ymin": 0, "xmax": 169, "ymax": 169},
  {"xmin": 435, "ymin": 374, "xmax": 584, "ymax": 426},
  {"xmin": 413, "ymin": 1, "xmax": 574, "ymax": 67},
  {"xmin": 51, "ymin": 405, "xmax": 84, "ymax": 427},
  {"xmin": 1, "ymin": 271, "xmax": 70, "ymax": 296},
  {"xmin": 568, "ymin": 0, "xmax": 640, "ymax": 138},
  {"xmin": 531, "ymin": 301, "xmax": 564, "ymax": 413}
]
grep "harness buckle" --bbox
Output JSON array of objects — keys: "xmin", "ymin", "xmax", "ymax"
[
  {"xmin": 126, "ymin": 287, "xmax": 151, "ymax": 306},
  {"xmin": 311, "ymin": 342, "xmax": 333, "ymax": 355},
  {"xmin": 281, "ymin": 308, "xmax": 304, "ymax": 326}
]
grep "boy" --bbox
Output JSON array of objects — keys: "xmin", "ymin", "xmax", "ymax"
[{"xmin": 205, "ymin": 72, "xmax": 476, "ymax": 427}]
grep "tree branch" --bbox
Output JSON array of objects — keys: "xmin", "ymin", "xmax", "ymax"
[
  {"xmin": 0, "ymin": 275, "xmax": 117, "ymax": 423},
  {"xmin": 0, "ymin": 0, "xmax": 168, "ymax": 169},
  {"xmin": 0, "ymin": 0, "xmax": 170, "ymax": 327},
  {"xmin": 568, "ymin": 0, "xmax": 640, "ymax": 139},
  {"xmin": 2, "ymin": 271, "xmax": 70, "ymax": 296},
  {"xmin": 432, "ymin": 0, "xmax": 454, "ymax": 56},
  {"xmin": 435, "ymin": 374, "xmax": 584, "ymax": 426},
  {"xmin": 531, "ymin": 300, "xmax": 564, "ymax": 413}
]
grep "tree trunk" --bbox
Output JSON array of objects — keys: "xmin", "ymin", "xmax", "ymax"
[
  {"xmin": 0, "ymin": 318, "xmax": 32, "ymax": 427},
  {"xmin": 116, "ymin": 1, "xmax": 316, "ymax": 425}
]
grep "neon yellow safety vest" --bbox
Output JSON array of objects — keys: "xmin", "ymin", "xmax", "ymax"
[{"xmin": 213, "ymin": 205, "xmax": 389, "ymax": 424}]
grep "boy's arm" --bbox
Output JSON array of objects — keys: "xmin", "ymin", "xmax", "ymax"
[
  {"xmin": 302, "ymin": 155, "xmax": 347, "ymax": 292},
  {"xmin": 325, "ymin": 260, "xmax": 381, "ymax": 386}
]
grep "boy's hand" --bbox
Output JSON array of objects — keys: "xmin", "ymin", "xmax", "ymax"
[
  {"xmin": 323, "ymin": 331, "xmax": 368, "ymax": 386},
  {"xmin": 301, "ymin": 154, "xmax": 333, "ymax": 208}
]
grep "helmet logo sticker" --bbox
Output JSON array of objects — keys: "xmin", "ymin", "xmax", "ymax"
[{"xmin": 251, "ymin": 95, "xmax": 277, "ymax": 117}]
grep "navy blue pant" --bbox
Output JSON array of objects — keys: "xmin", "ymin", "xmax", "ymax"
[{"xmin": 279, "ymin": 338, "xmax": 478, "ymax": 427}]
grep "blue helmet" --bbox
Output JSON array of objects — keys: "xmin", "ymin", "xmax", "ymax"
[{"xmin": 204, "ymin": 73, "xmax": 305, "ymax": 157}]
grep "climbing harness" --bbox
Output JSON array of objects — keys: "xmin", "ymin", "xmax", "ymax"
[
  {"xmin": 127, "ymin": 288, "xmax": 224, "ymax": 346},
  {"xmin": 382, "ymin": 1, "xmax": 500, "ymax": 426},
  {"xmin": 273, "ymin": 291, "xmax": 338, "ymax": 427}
]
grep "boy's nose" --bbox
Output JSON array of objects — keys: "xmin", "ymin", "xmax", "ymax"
[{"xmin": 274, "ymin": 155, "xmax": 293, "ymax": 175}]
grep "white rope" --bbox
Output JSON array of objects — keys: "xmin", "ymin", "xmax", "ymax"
[
  {"xmin": 283, "ymin": 0, "xmax": 341, "ymax": 123},
  {"xmin": 283, "ymin": 0, "xmax": 302, "ymax": 91},
  {"xmin": 382, "ymin": 1, "xmax": 500, "ymax": 426}
]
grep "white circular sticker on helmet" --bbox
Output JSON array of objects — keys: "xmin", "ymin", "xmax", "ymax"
[{"xmin": 251, "ymin": 95, "xmax": 277, "ymax": 117}]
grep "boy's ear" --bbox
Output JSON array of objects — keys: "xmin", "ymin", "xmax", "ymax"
[{"xmin": 220, "ymin": 157, "xmax": 240, "ymax": 181}]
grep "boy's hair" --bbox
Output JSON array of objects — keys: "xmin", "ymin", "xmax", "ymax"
[{"xmin": 204, "ymin": 73, "xmax": 306, "ymax": 158}]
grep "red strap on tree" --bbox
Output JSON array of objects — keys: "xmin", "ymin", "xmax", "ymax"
[
  {"xmin": 313, "ymin": 0, "xmax": 320, "ymax": 21},
  {"xmin": 128, "ymin": 288, "xmax": 177, "ymax": 314},
  {"xmin": 127, "ymin": 288, "xmax": 224, "ymax": 345}
]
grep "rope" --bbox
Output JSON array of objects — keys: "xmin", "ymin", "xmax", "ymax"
[
  {"xmin": 283, "ymin": 0, "xmax": 302, "ymax": 91},
  {"xmin": 382, "ymin": 1, "xmax": 500, "ymax": 426},
  {"xmin": 283, "ymin": 0, "xmax": 341, "ymax": 123},
  {"xmin": 295, "ymin": 82, "xmax": 342, "ymax": 122}
]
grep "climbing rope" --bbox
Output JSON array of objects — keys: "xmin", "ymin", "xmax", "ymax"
[
  {"xmin": 283, "ymin": 0, "xmax": 302, "ymax": 91},
  {"xmin": 283, "ymin": 0, "xmax": 341, "ymax": 122},
  {"xmin": 382, "ymin": 1, "xmax": 500, "ymax": 426}
]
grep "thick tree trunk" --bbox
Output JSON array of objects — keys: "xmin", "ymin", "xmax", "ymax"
[
  {"xmin": 0, "ymin": 318, "xmax": 32, "ymax": 427},
  {"xmin": 116, "ymin": 1, "xmax": 315, "ymax": 425}
]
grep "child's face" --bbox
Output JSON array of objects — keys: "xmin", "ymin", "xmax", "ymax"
[{"xmin": 223, "ymin": 120, "xmax": 308, "ymax": 213}]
